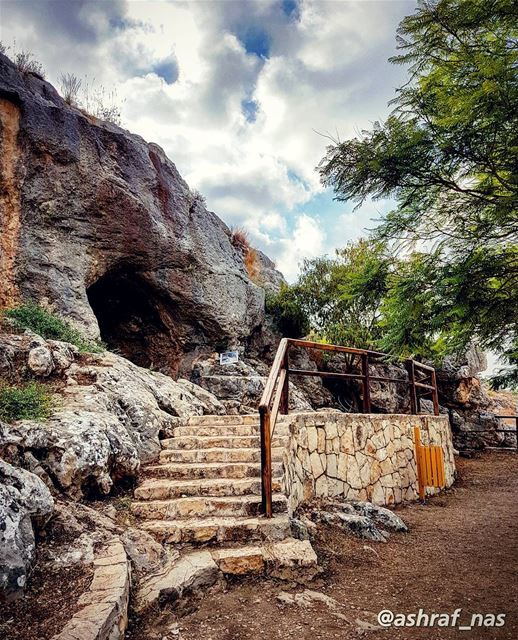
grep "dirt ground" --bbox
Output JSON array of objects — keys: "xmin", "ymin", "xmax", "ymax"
[
  {"xmin": 130, "ymin": 452, "xmax": 518, "ymax": 640},
  {"xmin": 0, "ymin": 562, "xmax": 93, "ymax": 640}
]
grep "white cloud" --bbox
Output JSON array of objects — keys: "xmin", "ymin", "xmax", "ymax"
[
  {"xmin": 274, "ymin": 213, "xmax": 326, "ymax": 281},
  {"xmin": 1, "ymin": 0, "xmax": 415, "ymax": 280}
]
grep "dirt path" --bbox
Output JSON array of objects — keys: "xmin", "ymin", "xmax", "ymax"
[{"xmin": 132, "ymin": 452, "xmax": 518, "ymax": 640}]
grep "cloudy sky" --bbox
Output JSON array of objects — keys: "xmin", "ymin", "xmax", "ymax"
[{"xmin": 0, "ymin": 0, "xmax": 415, "ymax": 281}]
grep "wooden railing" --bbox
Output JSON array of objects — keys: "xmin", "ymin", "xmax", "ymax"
[{"xmin": 258, "ymin": 338, "xmax": 440, "ymax": 517}]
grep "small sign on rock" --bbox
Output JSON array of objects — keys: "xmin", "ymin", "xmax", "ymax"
[{"xmin": 220, "ymin": 351, "xmax": 239, "ymax": 365}]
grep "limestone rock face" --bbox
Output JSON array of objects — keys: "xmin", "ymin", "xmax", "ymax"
[
  {"xmin": 0, "ymin": 458, "xmax": 54, "ymax": 597},
  {"xmin": 254, "ymin": 250, "xmax": 286, "ymax": 294},
  {"xmin": 0, "ymin": 332, "xmax": 225, "ymax": 498},
  {"xmin": 191, "ymin": 354, "xmax": 312, "ymax": 413},
  {"xmin": 0, "ymin": 53, "xmax": 267, "ymax": 377},
  {"xmin": 435, "ymin": 344, "xmax": 517, "ymax": 449}
]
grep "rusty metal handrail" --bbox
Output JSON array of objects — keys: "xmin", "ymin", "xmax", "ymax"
[{"xmin": 258, "ymin": 338, "xmax": 440, "ymax": 517}]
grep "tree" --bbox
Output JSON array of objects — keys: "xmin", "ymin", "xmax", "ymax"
[
  {"xmin": 318, "ymin": 0, "xmax": 518, "ymax": 385},
  {"xmin": 267, "ymin": 239, "xmax": 393, "ymax": 349}
]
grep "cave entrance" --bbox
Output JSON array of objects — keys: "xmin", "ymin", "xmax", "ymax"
[{"xmin": 87, "ymin": 268, "xmax": 181, "ymax": 373}]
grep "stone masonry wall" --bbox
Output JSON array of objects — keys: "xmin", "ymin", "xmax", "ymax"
[{"xmin": 281, "ymin": 412, "xmax": 455, "ymax": 513}]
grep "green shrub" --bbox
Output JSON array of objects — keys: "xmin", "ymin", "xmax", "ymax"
[
  {"xmin": 0, "ymin": 381, "xmax": 53, "ymax": 422},
  {"xmin": 265, "ymin": 284, "xmax": 310, "ymax": 338},
  {"xmin": 3, "ymin": 303, "xmax": 104, "ymax": 353}
]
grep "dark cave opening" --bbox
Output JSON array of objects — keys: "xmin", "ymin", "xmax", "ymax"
[{"xmin": 86, "ymin": 268, "xmax": 181, "ymax": 373}]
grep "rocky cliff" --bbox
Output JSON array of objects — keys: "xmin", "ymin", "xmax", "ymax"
[
  {"xmin": 0, "ymin": 54, "xmax": 291, "ymax": 600},
  {"xmin": 0, "ymin": 52, "xmax": 281, "ymax": 378}
]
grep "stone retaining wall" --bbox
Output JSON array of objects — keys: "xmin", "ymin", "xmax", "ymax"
[
  {"xmin": 53, "ymin": 537, "xmax": 130, "ymax": 640},
  {"xmin": 281, "ymin": 412, "xmax": 455, "ymax": 513}
]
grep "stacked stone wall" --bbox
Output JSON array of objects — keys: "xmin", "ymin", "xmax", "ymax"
[{"xmin": 281, "ymin": 412, "xmax": 455, "ymax": 512}]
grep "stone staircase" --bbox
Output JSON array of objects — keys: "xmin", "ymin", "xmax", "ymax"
[{"xmin": 131, "ymin": 414, "xmax": 292, "ymax": 545}]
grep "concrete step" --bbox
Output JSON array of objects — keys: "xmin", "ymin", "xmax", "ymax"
[
  {"xmin": 143, "ymin": 461, "xmax": 283, "ymax": 480},
  {"xmin": 159, "ymin": 446, "xmax": 285, "ymax": 464},
  {"xmin": 134, "ymin": 477, "xmax": 282, "ymax": 501},
  {"xmin": 140, "ymin": 515, "xmax": 292, "ymax": 545},
  {"xmin": 131, "ymin": 493, "xmax": 288, "ymax": 520},
  {"xmin": 161, "ymin": 434, "xmax": 288, "ymax": 450}
]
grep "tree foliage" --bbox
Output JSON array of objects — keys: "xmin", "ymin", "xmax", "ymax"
[
  {"xmin": 267, "ymin": 240, "xmax": 392, "ymax": 349},
  {"xmin": 317, "ymin": 0, "xmax": 518, "ymax": 386}
]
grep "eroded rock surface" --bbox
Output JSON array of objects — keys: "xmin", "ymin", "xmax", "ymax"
[
  {"xmin": 0, "ymin": 331, "xmax": 225, "ymax": 498},
  {"xmin": 0, "ymin": 458, "xmax": 54, "ymax": 597},
  {"xmin": 303, "ymin": 499, "xmax": 408, "ymax": 543},
  {"xmin": 436, "ymin": 345, "xmax": 517, "ymax": 450}
]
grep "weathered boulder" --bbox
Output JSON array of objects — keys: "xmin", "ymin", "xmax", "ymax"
[
  {"xmin": 0, "ymin": 52, "xmax": 270, "ymax": 378},
  {"xmin": 346, "ymin": 500, "xmax": 408, "ymax": 532},
  {"xmin": 0, "ymin": 331, "xmax": 225, "ymax": 498},
  {"xmin": 120, "ymin": 527, "xmax": 167, "ymax": 575},
  {"xmin": 27, "ymin": 344, "xmax": 53, "ymax": 376},
  {"xmin": 436, "ymin": 344, "xmax": 517, "ymax": 449},
  {"xmin": 176, "ymin": 378, "xmax": 226, "ymax": 415},
  {"xmin": 0, "ymin": 458, "xmax": 54, "ymax": 597},
  {"xmin": 304, "ymin": 499, "xmax": 407, "ymax": 543}
]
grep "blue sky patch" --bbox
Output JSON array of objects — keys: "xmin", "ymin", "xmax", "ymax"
[
  {"xmin": 281, "ymin": 0, "xmax": 300, "ymax": 21},
  {"xmin": 152, "ymin": 56, "xmax": 179, "ymax": 84},
  {"xmin": 241, "ymin": 98, "xmax": 259, "ymax": 123},
  {"xmin": 237, "ymin": 24, "xmax": 270, "ymax": 58}
]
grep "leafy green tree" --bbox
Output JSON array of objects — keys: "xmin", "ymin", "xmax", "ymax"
[
  {"xmin": 267, "ymin": 239, "xmax": 393, "ymax": 349},
  {"xmin": 265, "ymin": 283, "xmax": 310, "ymax": 338},
  {"xmin": 318, "ymin": 0, "xmax": 518, "ymax": 385}
]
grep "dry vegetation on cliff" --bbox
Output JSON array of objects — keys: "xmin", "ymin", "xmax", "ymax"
[{"xmin": 230, "ymin": 226, "xmax": 262, "ymax": 284}]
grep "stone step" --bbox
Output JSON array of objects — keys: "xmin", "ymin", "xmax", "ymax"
[
  {"xmin": 136, "ymin": 538, "xmax": 318, "ymax": 612},
  {"xmin": 134, "ymin": 477, "xmax": 282, "ymax": 501},
  {"xmin": 172, "ymin": 424, "xmax": 290, "ymax": 437},
  {"xmin": 140, "ymin": 515, "xmax": 292, "ymax": 545},
  {"xmin": 143, "ymin": 461, "xmax": 283, "ymax": 480},
  {"xmin": 213, "ymin": 538, "xmax": 319, "ymax": 582},
  {"xmin": 159, "ymin": 446, "xmax": 285, "ymax": 464},
  {"xmin": 131, "ymin": 493, "xmax": 288, "ymax": 520},
  {"xmin": 173, "ymin": 424, "xmax": 260, "ymax": 437},
  {"xmin": 161, "ymin": 434, "xmax": 288, "ymax": 450},
  {"xmin": 187, "ymin": 415, "xmax": 260, "ymax": 426}
]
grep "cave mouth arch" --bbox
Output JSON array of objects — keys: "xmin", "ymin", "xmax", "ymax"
[{"xmin": 86, "ymin": 267, "xmax": 181, "ymax": 374}]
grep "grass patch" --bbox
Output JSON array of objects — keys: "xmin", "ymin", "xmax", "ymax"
[
  {"xmin": 3, "ymin": 303, "xmax": 104, "ymax": 353},
  {"xmin": 0, "ymin": 381, "xmax": 53, "ymax": 422}
]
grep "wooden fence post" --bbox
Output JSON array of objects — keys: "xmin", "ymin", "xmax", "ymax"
[
  {"xmin": 361, "ymin": 353, "xmax": 371, "ymax": 413},
  {"xmin": 431, "ymin": 370, "xmax": 440, "ymax": 416},
  {"xmin": 413, "ymin": 426, "xmax": 425, "ymax": 500},
  {"xmin": 259, "ymin": 408, "xmax": 272, "ymax": 517},
  {"xmin": 280, "ymin": 348, "xmax": 289, "ymax": 415},
  {"xmin": 406, "ymin": 360, "xmax": 418, "ymax": 415}
]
